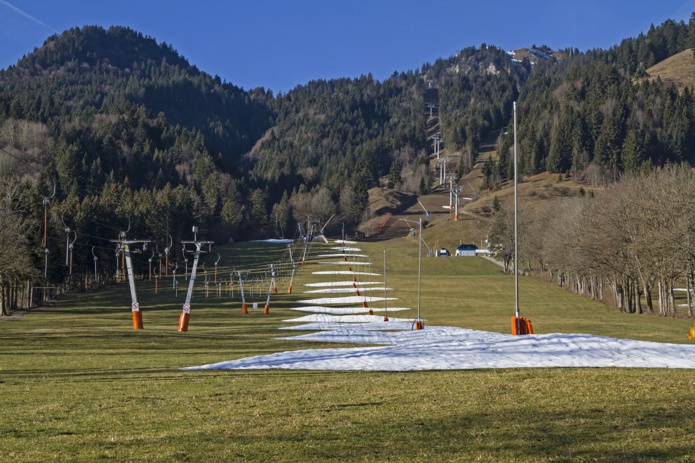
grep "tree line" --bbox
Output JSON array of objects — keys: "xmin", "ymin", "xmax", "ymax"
[
  {"xmin": 485, "ymin": 15, "xmax": 695, "ymax": 189},
  {"xmin": 489, "ymin": 165, "xmax": 695, "ymax": 317}
]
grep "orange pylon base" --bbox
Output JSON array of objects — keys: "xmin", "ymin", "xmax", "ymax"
[
  {"xmin": 688, "ymin": 324, "xmax": 695, "ymax": 340},
  {"xmin": 363, "ymin": 301, "xmax": 368, "ymax": 308},
  {"xmin": 414, "ymin": 320, "xmax": 424, "ymax": 330},
  {"xmin": 177, "ymin": 312, "xmax": 190, "ymax": 332},
  {"xmin": 383, "ymin": 316, "xmax": 389, "ymax": 321},
  {"xmin": 242, "ymin": 303, "xmax": 248, "ymax": 314},
  {"xmin": 132, "ymin": 311, "xmax": 143, "ymax": 330},
  {"xmin": 368, "ymin": 309, "xmax": 374, "ymax": 315},
  {"xmin": 511, "ymin": 316, "xmax": 534, "ymax": 335},
  {"xmin": 263, "ymin": 303, "xmax": 269, "ymax": 314},
  {"xmin": 273, "ymin": 287, "xmax": 278, "ymax": 294},
  {"xmin": 288, "ymin": 286, "xmax": 293, "ymax": 294}
]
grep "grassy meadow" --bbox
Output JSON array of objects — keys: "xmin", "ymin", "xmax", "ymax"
[{"xmin": 2, "ymin": 239, "xmax": 695, "ymax": 462}]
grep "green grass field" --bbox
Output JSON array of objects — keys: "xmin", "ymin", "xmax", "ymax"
[{"xmin": 2, "ymin": 240, "xmax": 695, "ymax": 462}]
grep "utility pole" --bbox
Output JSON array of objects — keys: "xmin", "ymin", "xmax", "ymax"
[
  {"xmin": 41, "ymin": 181, "xmax": 55, "ymax": 279},
  {"xmin": 454, "ymin": 187, "xmax": 460, "ymax": 221},
  {"xmin": 437, "ymin": 158, "xmax": 446, "ymax": 186},
  {"xmin": 514, "ymin": 101, "xmax": 519, "ymax": 326},
  {"xmin": 182, "ymin": 244, "xmax": 189, "ymax": 281},
  {"xmin": 383, "ymin": 249, "xmax": 389, "ymax": 322},
  {"xmin": 164, "ymin": 234, "xmax": 172, "ymax": 276},
  {"xmin": 177, "ymin": 226, "xmax": 213, "ymax": 332},
  {"xmin": 68, "ymin": 231, "xmax": 76, "ymax": 275},
  {"xmin": 91, "ymin": 246, "xmax": 98, "ymax": 284},
  {"xmin": 433, "ymin": 134, "xmax": 442, "ymax": 160},
  {"xmin": 239, "ymin": 271, "xmax": 248, "ymax": 314},
  {"xmin": 148, "ymin": 249, "xmax": 154, "ymax": 281},
  {"xmin": 111, "ymin": 229, "xmax": 150, "ymax": 330},
  {"xmin": 416, "ymin": 217, "xmax": 424, "ymax": 330},
  {"xmin": 62, "ymin": 214, "xmax": 71, "ymax": 266}
]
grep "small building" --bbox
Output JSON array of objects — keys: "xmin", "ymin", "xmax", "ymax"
[{"xmin": 455, "ymin": 244, "xmax": 477, "ymax": 257}]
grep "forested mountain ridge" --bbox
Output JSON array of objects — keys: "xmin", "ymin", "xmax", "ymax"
[
  {"xmin": 488, "ymin": 17, "xmax": 695, "ymax": 188},
  {"xmin": 2, "ymin": 17, "xmax": 695, "ymax": 303},
  {"xmin": 1, "ymin": 26, "xmax": 272, "ymax": 191},
  {"xmin": 422, "ymin": 44, "xmax": 529, "ymax": 171}
]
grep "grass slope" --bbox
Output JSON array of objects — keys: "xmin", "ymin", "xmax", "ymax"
[
  {"xmin": 646, "ymin": 48, "xmax": 695, "ymax": 91},
  {"xmin": 2, "ymin": 240, "xmax": 695, "ymax": 462}
]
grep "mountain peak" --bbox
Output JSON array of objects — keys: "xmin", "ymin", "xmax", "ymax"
[
  {"xmin": 12, "ymin": 25, "xmax": 190, "ymax": 76},
  {"xmin": 506, "ymin": 45, "xmax": 567, "ymax": 64}
]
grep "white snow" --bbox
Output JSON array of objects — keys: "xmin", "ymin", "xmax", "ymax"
[
  {"xmin": 312, "ymin": 271, "xmax": 380, "ymax": 276},
  {"xmin": 297, "ymin": 296, "xmax": 398, "ymax": 305},
  {"xmin": 318, "ymin": 261, "xmax": 369, "ymax": 266},
  {"xmin": 303, "ymin": 287, "xmax": 391, "ymax": 294},
  {"xmin": 317, "ymin": 253, "xmax": 368, "ymax": 258},
  {"xmin": 282, "ymin": 314, "xmax": 408, "ymax": 324},
  {"xmin": 289, "ymin": 306, "xmax": 411, "ymax": 314},
  {"xmin": 184, "ymin": 323, "xmax": 695, "ymax": 371},
  {"xmin": 331, "ymin": 247, "xmax": 362, "ymax": 252},
  {"xmin": 182, "ymin": 243, "xmax": 695, "ymax": 373},
  {"xmin": 304, "ymin": 281, "xmax": 380, "ymax": 287}
]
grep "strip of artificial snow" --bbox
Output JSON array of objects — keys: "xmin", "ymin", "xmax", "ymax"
[
  {"xmin": 304, "ymin": 281, "xmax": 380, "ymax": 287},
  {"xmin": 318, "ymin": 261, "xmax": 369, "ymax": 266},
  {"xmin": 312, "ymin": 271, "xmax": 380, "ymax": 276},
  {"xmin": 317, "ymin": 254, "xmax": 368, "ymax": 258},
  {"xmin": 289, "ymin": 306, "xmax": 411, "ymax": 314},
  {"xmin": 297, "ymin": 296, "xmax": 398, "ymax": 305},
  {"xmin": 331, "ymin": 247, "xmax": 362, "ymax": 252},
  {"xmin": 282, "ymin": 314, "xmax": 409, "ymax": 324},
  {"xmin": 183, "ymin": 325, "xmax": 695, "ymax": 371},
  {"xmin": 303, "ymin": 287, "xmax": 391, "ymax": 294},
  {"xmin": 334, "ymin": 240, "xmax": 357, "ymax": 245}
]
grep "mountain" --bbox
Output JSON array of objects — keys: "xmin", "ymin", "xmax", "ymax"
[
  {"xmin": 488, "ymin": 17, "xmax": 695, "ymax": 188},
  {"xmin": 0, "ymin": 16, "xmax": 694, "ymax": 269},
  {"xmin": 0, "ymin": 26, "xmax": 272, "ymax": 192}
]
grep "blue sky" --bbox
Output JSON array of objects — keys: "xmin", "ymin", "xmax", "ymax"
[{"xmin": 1, "ymin": 0, "xmax": 693, "ymax": 93}]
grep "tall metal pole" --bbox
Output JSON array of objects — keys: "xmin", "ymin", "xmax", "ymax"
[
  {"xmin": 124, "ymin": 245, "xmax": 139, "ymax": 307},
  {"xmin": 64, "ymin": 226, "xmax": 70, "ymax": 266},
  {"xmin": 69, "ymin": 231, "xmax": 75, "ymax": 275},
  {"xmin": 454, "ymin": 190, "xmax": 459, "ymax": 221},
  {"xmin": 43, "ymin": 199, "xmax": 49, "ymax": 278},
  {"xmin": 178, "ymin": 241, "xmax": 209, "ymax": 331},
  {"xmin": 184, "ymin": 244, "xmax": 201, "ymax": 307},
  {"xmin": 417, "ymin": 217, "xmax": 422, "ymax": 324},
  {"xmin": 124, "ymin": 243, "xmax": 143, "ymax": 329},
  {"xmin": 92, "ymin": 246, "xmax": 97, "ymax": 283},
  {"xmin": 514, "ymin": 101, "xmax": 520, "ymax": 322},
  {"xmin": 383, "ymin": 249, "xmax": 388, "ymax": 321}
]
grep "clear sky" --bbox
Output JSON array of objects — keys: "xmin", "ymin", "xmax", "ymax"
[{"xmin": 1, "ymin": 0, "xmax": 694, "ymax": 93}]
